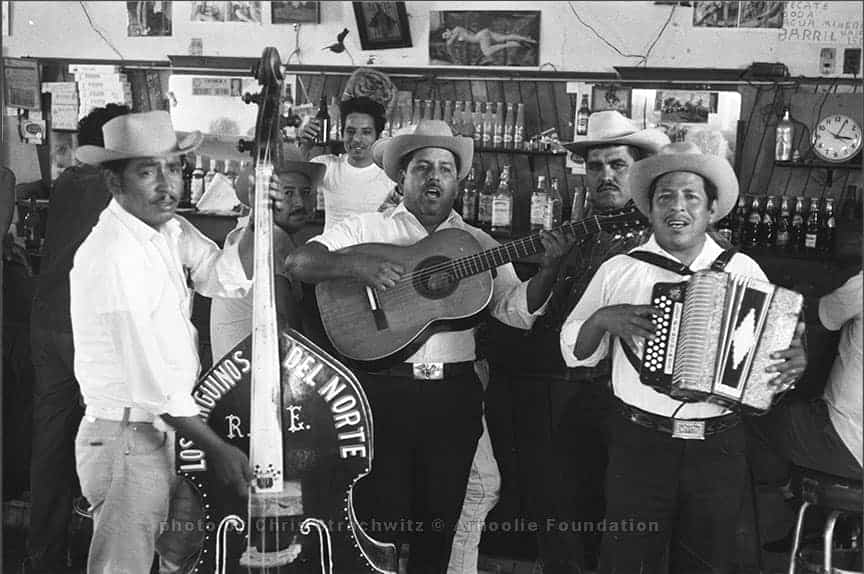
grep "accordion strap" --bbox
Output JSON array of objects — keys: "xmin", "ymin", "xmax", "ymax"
[{"xmin": 617, "ymin": 247, "xmax": 738, "ymax": 373}]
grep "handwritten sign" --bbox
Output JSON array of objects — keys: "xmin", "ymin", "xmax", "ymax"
[{"xmin": 779, "ymin": 1, "xmax": 862, "ymax": 44}]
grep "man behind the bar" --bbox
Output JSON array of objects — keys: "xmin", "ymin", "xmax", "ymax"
[
  {"xmin": 285, "ymin": 119, "xmax": 574, "ymax": 573},
  {"xmin": 560, "ymin": 142, "xmax": 807, "ymax": 573},
  {"xmin": 509, "ymin": 111, "xmax": 667, "ymax": 572},
  {"xmin": 27, "ymin": 103, "xmax": 129, "ymax": 574},
  {"xmin": 70, "ymin": 111, "xmax": 262, "ymax": 573}
]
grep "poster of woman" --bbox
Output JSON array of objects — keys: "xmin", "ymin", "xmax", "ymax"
[{"xmin": 429, "ymin": 11, "xmax": 540, "ymax": 67}]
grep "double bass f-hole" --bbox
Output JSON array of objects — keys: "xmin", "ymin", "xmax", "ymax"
[{"xmin": 170, "ymin": 46, "xmax": 397, "ymax": 574}]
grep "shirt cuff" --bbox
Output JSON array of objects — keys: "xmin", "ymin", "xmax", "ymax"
[
  {"xmin": 217, "ymin": 234, "xmax": 253, "ymax": 296},
  {"xmin": 559, "ymin": 319, "xmax": 608, "ymax": 368},
  {"xmin": 157, "ymin": 391, "xmax": 200, "ymax": 418}
]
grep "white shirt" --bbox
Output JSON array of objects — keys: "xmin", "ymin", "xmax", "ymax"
[
  {"xmin": 820, "ymin": 271, "xmax": 863, "ymax": 467},
  {"xmin": 560, "ymin": 235, "xmax": 767, "ymax": 418},
  {"xmin": 311, "ymin": 154, "xmax": 394, "ymax": 232},
  {"xmin": 309, "ymin": 202, "xmax": 545, "ymax": 363},
  {"xmin": 70, "ymin": 199, "xmax": 252, "ymax": 418}
]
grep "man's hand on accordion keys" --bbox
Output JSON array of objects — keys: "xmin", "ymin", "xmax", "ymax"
[
  {"xmin": 764, "ymin": 320, "xmax": 808, "ymax": 392},
  {"xmin": 596, "ymin": 304, "xmax": 661, "ymax": 355}
]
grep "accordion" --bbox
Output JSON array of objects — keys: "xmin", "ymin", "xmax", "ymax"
[{"xmin": 640, "ymin": 270, "xmax": 803, "ymax": 414}]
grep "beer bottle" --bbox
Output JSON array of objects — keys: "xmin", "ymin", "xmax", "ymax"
[
  {"xmin": 545, "ymin": 177, "xmax": 564, "ymax": 231},
  {"xmin": 791, "ymin": 196, "xmax": 806, "ymax": 251},
  {"xmin": 804, "ymin": 197, "xmax": 820, "ymax": 253},
  {"xmin": 491, "ymin": 165, "xmax": 513, "ymax": 235},
  {"xmin": 493, "ymin": 102, "xmax": 504, "ymax": 149},
  {"xmin": 570, "ymin": 186, "xmax": 586, "ymax": 223},
  {"xmin": 730, "ymin": 194, "xmax": 748, "ymax": 246},
  {"xmin": 461, "ymin": 166, "xmax": 478, "ymax": 224},
  {"xmin": 775, "ymin": 197, "xmax": 791, "ymax": 251},
  {"xmin": 503, "ymin": 103, "xmax": 515, "ymax": 149},
  {"xmin": 775, "ymin": 107, "xmax": 794, "ymax": 162},
  {"xmin": 513, "ymin": 103, "xmax": 526, "ymax": 150},
  {"xmin": 745, "ymin": 195, "xmax": 762, "ymax": 248},
  {"xmin": 760, "ymin": 195, "xmax": 777, "ymax": 247},
  {"xmin": 314, "ymin": 95, "xmax": 330, "ymax": 146},
  {"xmin": 576, "ymin": 95, "xmax": 590, "ymax": 136},
  {"xmin": 478, "ymin": 169, "xmax": 495, "ymax": 230},
  {"xmin": 530, "ymin": 175, "xmax": 549, "ymax": 232},
  {"xmin": 819, "ymin": 197, "xmax": 836, "ymax": 254},
  {"xmin": 473, "ymin": 102, "xmax": 484, "ymax": 146},
  {"xmin": 190, "ymin": 154, "xmax": 205, "ymax": 206},
  {"xmin": 179, "ymin": 155, "xmax": 193, "ymax": 208}
]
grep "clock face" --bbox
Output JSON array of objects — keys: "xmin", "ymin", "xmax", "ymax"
[{"xmin": 812, "ymin": 114, "xmax": 863, "ymax": 163}]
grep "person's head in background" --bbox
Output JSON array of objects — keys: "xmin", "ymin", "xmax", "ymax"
[
  {"xmin": 76, "ymin": 103, "xmax": 132, "ymax": 149},
  {"xmin": 339, "ymin": 96, "xmax": 386, "ymax": 168}
]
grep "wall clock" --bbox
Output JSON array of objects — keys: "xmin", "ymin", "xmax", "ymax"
[{"xmin": 812, "ymin": 114, "xmax": 862, "ymax": 163}]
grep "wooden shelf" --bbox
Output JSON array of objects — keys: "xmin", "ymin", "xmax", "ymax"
[
  {"xmin": 775, "ymin": 159, "xmax": 861, "ymax": 170},
  {"xmin": 474, "ymin": 146, "xmax": 567, "ymax": 157}
]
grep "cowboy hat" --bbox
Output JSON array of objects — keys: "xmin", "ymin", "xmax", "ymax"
[
  {"xmin": 234, "ymin": 145, "xmax": 326, "ymax": 207},
  {"xmin": 563, "ymin": 110, "xmax": 669, "ymax": 155},
  {"xmin": 76, "ymin": 111, "xmax": 202, "ymax": 165},
  {"xmin": 628, "ymin": 141, "xmax": 739, "ymax": 223},
  {"xmin": 377, "ymin": 120, "xmax": 473, "ymax": 182}
]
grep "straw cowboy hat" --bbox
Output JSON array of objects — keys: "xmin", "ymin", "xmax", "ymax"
[
  {"xmin": 563, "ymin": 110, "xmax": 669, "ymax": 155},
  {"xmin": 235, "ymin": 145, "xmax": 326, "ymax": 206},
  {"xmin": 628, "ymin": 141, "xmax": 739, "ymax": 223},
  {"xmin": 76, "ymin": 111, "xmax": 202, "ymax": 165},
  {"xmin": 375, "ymin": 120, "xmax": 474, "ymax": 183}
]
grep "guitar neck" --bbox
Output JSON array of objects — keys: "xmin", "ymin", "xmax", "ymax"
[{"xmin": 452, "ymin": 216, "xmax": 603, "ymax": 279}]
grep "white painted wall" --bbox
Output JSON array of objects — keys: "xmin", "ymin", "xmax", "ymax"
[{"xmin": 3, "ymin": 1, "xmax": 862, "ymax": 76}]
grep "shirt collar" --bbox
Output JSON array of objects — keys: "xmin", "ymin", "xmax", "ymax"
[
  {"xmin": 634, "ymin": 233, "xmax": 723, "ymax": 270},
  {"xmin": 107, "ymin": 198, "xmax": 182, "ymax": 243},
  {"xmin": 389, "ymin": 201, "xmax": 462, "ymax": 229}
]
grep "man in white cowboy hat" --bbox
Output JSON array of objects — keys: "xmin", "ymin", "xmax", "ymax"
[
  {"xmin": 286, "ymin": 119, "xmax": 574, "ymax": 572},
  {"xmin": 514, "ymin": 110, "xmax": 669, "ymax": 572},
  {"xmin": 210, "ymin": 146, "xmax": 326, "ymax": 362},
  {"xmin": 560, "ymin": 142, "xmax": 807, "ymax": 573},
  {"xmin": 69, "ymin": 110, "xmax": 267, "ymax": 573}
]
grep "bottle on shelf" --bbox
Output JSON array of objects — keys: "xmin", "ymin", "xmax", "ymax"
[
  {"xmin": 473, "ymin": 102, "xmax": 483, "ymax": 146},
  {"xmin": 478, "ymin": 168, "xmax": 495, "ymax": 230},
  {"xmin": 493, "ymin": 102, "xmax": 504, "ymax": 149},
  {"xmin": 576, "ymin": 94, "xmax": 591, "ymax": 136},
  {"xmin": 570, "ymin": 185, "xmax": 586, "ymax": 223},
  {"xmin": 804, "ymin": 197, "xmax": 820, "ymax": 253},
  {"xmin": 530, "ymin": 175, "xmax": 549, "ymax": 232},
  {"xmin": 513, "ymin": 103, "xmax": 526, "ymax": 150},
  {"xmin": 461, "ymin": 166, "xmax": 478, "ymax": 224},
  {"xmin": 424, "ymin": 99, "xmax": 434, "ymax": 121},
  {"xmin": 442, "ymin": 100, "xmax": 453, "ymax": 128},
  {"xmin": 491, "ymin": 165, "xmax": 513, "ymax": 235},
  {"xmin": 775, "ymin": 106, "xmax": 794, "ymax": 162},
  {"xmin": 179, "ymin": 155, "xmax": 193, "ymax": 208},
  {"xmin": 760, "ymin": 195, "xmax": 777, "ymax": 247},
  {"xmin": 411, "ymin": 98, "xmax": 422, "ymax": 126},
  {"xmin": 190, "ymin": 154, "xmax": 205, "ymax": 206},
  {"xmin": 819, "ymin": 197, "xmax": 836, "ymax": 254},
  {"xmin": 791, "ymin": 196, "xmax": 807, "ymax": 252},
  {"xmin": 450, "ymin": 101, "xmax": 463, "ymax": 135},
  {"xmin": 730, "ymin": 193, "xmax": 748, "ymax": 246},
  {"xmin": 744, "ymin": 195, "xmax": 762, "ymax": 248},
  {"xmin": 545, "ymin": 177, "xmax": 564, "ymax": 231},
  {"xmin": 717, "ymin": 215, "xmax": 733, "ymax": 245},
  {"xmin": 775, "ymin": 196, "xmax": 791, "ymax": 251},
  {"xmin": 482, "ymin": 102, "xmax": 494, "ymax": 148},
  {"xmin": 503, "ymin": 103, "xmax": 515, "ymax": 150},
  {"xmin": 314, "ymin": 95, "xmax": 331, "ymax": 146}
]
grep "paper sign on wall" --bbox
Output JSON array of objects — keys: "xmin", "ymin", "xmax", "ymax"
[{"xmin": 4, "ymin": 58, "xmax": 41, "ymax": 110}]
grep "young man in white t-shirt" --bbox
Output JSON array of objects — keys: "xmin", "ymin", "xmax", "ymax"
[{"xmin": 299, "ymin": 96, "xmax": 394, "ymax": 231}]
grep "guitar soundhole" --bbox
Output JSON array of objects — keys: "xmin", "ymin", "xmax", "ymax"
[{"xmin": 412, "ymin": 255, "xmax": 458, "ymax": 300}]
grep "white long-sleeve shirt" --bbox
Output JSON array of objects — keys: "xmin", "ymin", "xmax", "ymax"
[
  {"xmin": 70, "ymin": 199, "xmax": 252, "ymax": 418},
  {"xmin": 309, "ymin": 202, "xmax": 547, "ymax": 363},
  {"xmin": 560, "ymin": 235, "xmax": 768, "ymax": 418}
]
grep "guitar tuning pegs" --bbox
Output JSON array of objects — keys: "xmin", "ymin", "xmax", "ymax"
[
  {"xmin": 250, "ymin": 61, "xmax": 260, "ymax": 79},
  {"xmin": 237, "ymin": 139, "xmax": 254, "ymax": 153},
  {"xmin": 242, "ymin": 92, "xmax": 261, "ymax": 105}
]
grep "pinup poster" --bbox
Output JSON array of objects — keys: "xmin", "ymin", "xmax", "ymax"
[
  {"xmin": 429, "ymin": 10, "xmax": 540, "ymax": 67},
  {"xmin": 190, "ymin": 1, "xmax": 261, "ymax": 23},
  {"xmin": 127, "ymin": 1, "xmax": 172, "ymax": 37}
]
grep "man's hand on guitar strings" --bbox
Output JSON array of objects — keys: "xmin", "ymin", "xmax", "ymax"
[
  {"xmin": 537, "ymin": 228, "xmax": 576, "ymax": 271},
  {"xmin": 766, "ymin": 320, "xmax": 807, "ymax": 391},
  {"xmin": 350, "ymin": 253, "xmax": 405, "ymax": 290}
]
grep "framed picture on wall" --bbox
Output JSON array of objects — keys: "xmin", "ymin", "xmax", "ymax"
[
  {"xmin": 127, "ymin": 1, "xmax": 173, "ymax": 37},
  {"xmin": 429, "ymin": 10, "xmax": 540, "ymax": 67},
  {"xmin": 353, "ymin": 2, "xmax": 412, "ymax": 50},
  {"xmin": 271, "ymin": 1, "xmax": 319, "ymax": 24},
  {"xmin": 591, "ymin": 85, "xmax": 632, "ymax": 116}
]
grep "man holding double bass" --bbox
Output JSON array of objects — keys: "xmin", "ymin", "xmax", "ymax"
[{"xmin": 285, "ymin": 119, "xmax": 575, "ymax": 572}]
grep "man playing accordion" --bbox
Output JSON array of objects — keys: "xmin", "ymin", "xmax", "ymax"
[{"xmin": 560, "ymin": 142, "xmax": 807, "ymax": 573}]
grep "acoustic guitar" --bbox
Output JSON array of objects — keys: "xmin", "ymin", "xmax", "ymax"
[{"xmin": 316, "ymin": 207, "xmax": 643, "ymax": 363}]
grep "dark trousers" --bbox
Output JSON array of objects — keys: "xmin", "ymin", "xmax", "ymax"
[
  {"xmin": 599, "ymin": 414, "xmax": 749, "ymax": 574},
  {"xmin": 28, "ymin": 324, "xmax": 84, "ymax": 571},
  {"xmin": 748, "ymin": 396, "xmax": 862, "ymax": 481},
  {"xmin": 353, "ymin": 371, "xmax": 483, "ymax": 574}
]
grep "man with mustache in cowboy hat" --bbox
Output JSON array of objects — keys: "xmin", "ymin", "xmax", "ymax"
[
  {"xmin": 69, "ymin": 110, "xmax": 276, "ymax": 573},
  {"xmin": 513, "ymin": 110, "xmax": 668, "ymax": 572},
  {"xmin": 560, "ymin": 142, "xmax": 807, "ymax": 573},
  {"xmin": 286, "ymin": 119, "xmax": 575, "ymax": 573}
]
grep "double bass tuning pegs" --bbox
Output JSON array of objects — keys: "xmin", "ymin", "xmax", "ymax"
[{"xmin": 242, "ymin": 92, "xmax": 261, "ymax": 105}]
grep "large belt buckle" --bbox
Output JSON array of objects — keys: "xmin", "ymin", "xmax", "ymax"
[
  {"xmin": 672, "ymin": 419, "xmax": 706, "ymax": 440},
  {"xmin": 412, "ymin": 362, "xmax": 444, "ymax": 380}
]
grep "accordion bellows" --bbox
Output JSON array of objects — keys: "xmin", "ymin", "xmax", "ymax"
[{"xmin": 641, "ymin": 270, "xmax": 803, "ymax": 414}]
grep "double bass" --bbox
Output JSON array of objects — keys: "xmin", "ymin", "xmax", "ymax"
[{"xmin": 169, "ymin": 47, "xmax": 398, "ymax": 573}]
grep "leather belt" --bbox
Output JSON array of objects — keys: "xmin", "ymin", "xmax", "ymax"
[
  {"xmin": 85, "ymin": 405, "xmax": 155, "ymax": 424},
  {"xmin": 368, "ymin": 361, "xmax": 475, "ymax": 380},
  {"xmin": 617, "ymin": 400, "xmax": 741, "ymax": 439}
]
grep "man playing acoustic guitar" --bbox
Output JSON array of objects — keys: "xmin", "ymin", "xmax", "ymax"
[{"xmin": 285, "ymin": 119, "xmax": 574, "ymax": 573}]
